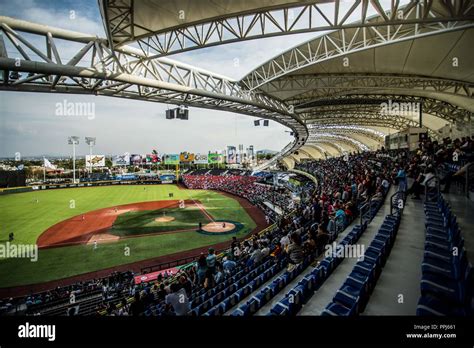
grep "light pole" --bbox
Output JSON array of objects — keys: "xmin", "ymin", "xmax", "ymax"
[
  {"xmin": 68, "ymin": 136, "xmax": 79, "ymax": 183},
  {"xmin": 85, "ymin": 137, "xmax": 96, "ymax": 176}
]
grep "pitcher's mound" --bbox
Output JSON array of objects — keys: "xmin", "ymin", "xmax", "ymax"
[
  {"xmin": 155, "ymin": 216, "xmax": 175, "ymax": 223},
  {"xmin": 202, "ymin": 221, "xmax": 235, "ymax": 233}
]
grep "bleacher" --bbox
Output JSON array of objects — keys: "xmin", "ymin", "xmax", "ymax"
[
  {"xmin": 260, "ymin": 188, "xmax": 392, "ymax": 316},
  {"xmin": 417, "ymin": 194, "xmax": 473, "ymax": 316},
  {"xmin": 3, "ymin": 142, "xmax": 472, "ymax": 318}
]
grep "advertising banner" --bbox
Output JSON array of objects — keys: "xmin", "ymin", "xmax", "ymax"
[
  {"xmin": 116, "ymin": 174, "xmax": 137, "ymax": 180},
  {"xmin": 208, "ymin": 153, "xmax": 222, "ymax": 164},
  {"xmin": 86, "ymin": 155, "xmax": 105, "ymax": 167},
  {"xmin": 146, "ymin": 153, "xmax": 160, "ymax": 164},
  {"xmin": 194, "ymin": 153, "xmax": 208, "ymax": 164},
  {"xmin": 160, "ymin": 174, "xmax": 176, "ymax": 183},
  {"xmin": 164, "ymin": 154, "xmax": 179, "ymax": 165},
  {"xmin": 113, "ymin": 153, "xmax": 130, "ymax": 166},
  {"xmin": 180, "ymin": 152, "xmax": 195, "ymax": 163},
  {"xmin": 130, "ymin": 154, "xmax": 144, "ymax": 165},
  {"xmin": 227, "ymin": 146, "xmax": 236, "ymax": 164}
]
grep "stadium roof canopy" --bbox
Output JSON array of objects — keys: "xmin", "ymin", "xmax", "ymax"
[
  {"xmin": 1, "ymin": 0, "xmax": 473, "ymax": 170},
  {"xmin": 100, "ymin": 0, "xmax": 474, "ymax": 168}
]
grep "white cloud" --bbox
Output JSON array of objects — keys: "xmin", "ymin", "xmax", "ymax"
[{"xmin": 0, "ymin": 0, "xmax": 308, "ymax": 157}]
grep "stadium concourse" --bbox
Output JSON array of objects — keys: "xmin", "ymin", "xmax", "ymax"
[{"xmin": 1, "ymin": 136, "xmax": 472, "ymax": 317}]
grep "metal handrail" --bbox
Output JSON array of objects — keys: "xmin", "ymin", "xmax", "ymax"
[
  {"xmin": 359, "ymin": 201, "xmax": 370, "ymax": 227},
  {"xmin": 424, "ymin": 175, "xmax": 440, "ymax": 203},
  {"xmin": 390, "ymin": 190, "xmax": 406, "ymax": 215}
]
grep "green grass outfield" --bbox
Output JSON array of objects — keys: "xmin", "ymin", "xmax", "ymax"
[
  {"xmin": 110, "ymin": 206, "xmax": 211, "ymax": 237},
  {"xmin": 0, "ymin": 185, "xmax": 256, "ymax": 287}
]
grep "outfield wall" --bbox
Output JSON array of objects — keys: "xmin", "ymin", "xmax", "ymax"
[{"xmin": 0, "ymin": 179, "xmax": 177, "ymax": 195}]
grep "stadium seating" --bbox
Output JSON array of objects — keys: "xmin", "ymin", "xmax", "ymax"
[{"xmin": 416, "ymin": 195, "xmax": 473, "ymax": 316}]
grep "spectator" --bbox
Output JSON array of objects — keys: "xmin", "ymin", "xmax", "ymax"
[
  {"xmin": 286, "ymin": 233, "xmax": 304, "ymax": 269},
  {"xmin": 206, "ymin": 248, "xmax": 217, "ymax": 274},
  {"xmin": 222, "ymin": 257, "xmax": 237, "ymax": 273},
  {"xmin": 129, "ymin": 292, "xmax": 144, "ymax": 316},
  {"xmin": 165, "ymin": 283, "xmax": 189, "ymax": 316},
  {"xmin": 196, "ymin": 254, "xmax": 207, "ymax": 285}
]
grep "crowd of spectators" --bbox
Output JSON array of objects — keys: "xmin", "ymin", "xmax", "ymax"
[
  {"xmin": 0, "ymin": 271, "xmax": 135, "ymax": 316},
  {"xmin": 182, "ymin": 174, "xmax": 293, "ymax": 213},
  {"xmin": 3, "ymin": 136, "xmax": 472, "ymax": 317},
  {"xmin": 402, "ymin": 136, "xmax": 474, "ymax": 198}
]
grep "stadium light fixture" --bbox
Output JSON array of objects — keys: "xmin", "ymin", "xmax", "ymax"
[
  {"xmin": 166, "ymin": 106, "xmax": 189, "ymax": 120},
  {"xmin": 85, "ymin": 137, "xmax": 96, "ymax": 174},
  {"xmin": 254, "ymin": 119, "xmax": 269, "ymax": 126},
  {"xmin": 68, "ymin": 136, "xmax": 80, "ymax": 183}
]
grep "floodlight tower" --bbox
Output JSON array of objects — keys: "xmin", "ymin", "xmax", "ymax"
[
  {"xmin": 68, "ymin": 136, "xmax": 80, "ymax": 183},
  {"xmin": 85, "ymin": 137, "xmax": 96, "ymax": 175}
]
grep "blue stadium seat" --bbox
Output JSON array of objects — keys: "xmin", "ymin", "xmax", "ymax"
[
  {"xmin": 322, "ymin": 302, "xmax": 352, "ymax": 316},
  {"xmin": 333, "ymin": 286, "xmax": 360, "ymax": 315},
  {"xmin": 416, "ymin": 294, "xmax": 468, "ymax": 316}
]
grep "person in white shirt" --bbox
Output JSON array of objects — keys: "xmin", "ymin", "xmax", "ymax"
[
  {"xmin": 422, "ymin": 168, "xmax": 437, "ymax": 188},
  {"xmin": 165, "ymin": 283, "xmax": 190, "ymax": 316},
  {"xmin": 280, "ymin": 235, "xmax": 290, "ymax": 249},
  {"xmin": 261, "ymin": 242, "xmax": 270, "ymax": 257}
]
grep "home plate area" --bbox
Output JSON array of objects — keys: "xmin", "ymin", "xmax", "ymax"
[
  {"xmin": 198, "ymin": 220, "xmax": 243, "ymax": 235},
  {"xmin": 202, "ymin": 221, "xmax": 235, "ymax": 233}
]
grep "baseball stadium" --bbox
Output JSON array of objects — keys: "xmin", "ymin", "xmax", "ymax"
[{"xmin": 0, "ymin": 1, "xmax": 473, "ymax": 345}]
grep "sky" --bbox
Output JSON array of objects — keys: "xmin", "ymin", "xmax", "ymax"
[{"xmin": 0, "ymin": 0, "xmax": 322, "ymax": 157}]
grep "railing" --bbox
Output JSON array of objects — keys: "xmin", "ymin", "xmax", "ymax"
[
  {"xmin": 140, "ymin": 246, "xmax": 229, "ymax": 274},
  {"xmin": 390, "ymin": 190, "xmax": 407, "ymax": 216},
  {"xmin": 424, "ymin": 175, "xmax": 440, "ymax": 203},
  {"xmin": 140, "ymin": 220, "xmax": 279, "ymax": 275},
  {"xmin": 359, "ymin": 201, "xmax": 371, "ymax": 227}
]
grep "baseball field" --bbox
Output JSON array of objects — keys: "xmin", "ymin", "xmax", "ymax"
[{"xmin": 0, "ymin": 185, "xmax": 262, "ymax": 289}]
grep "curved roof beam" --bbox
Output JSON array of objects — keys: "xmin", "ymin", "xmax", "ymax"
[
  {"xmin": 281, "ymin": 156, "xmax": 296, "ymax": 170},
  {"xmin": 289, "ymin": 153, "xmax": 302, "ymax": 164},
  {"xmin": 0, "ymin": 16, "xmax": 308, "ymax": 170},
  {"xmin": 308, "ymin": 124, "xmax": 386, "ymax": 144},
  {"xmin": 304, "ymin": 112, "xmax": 442, "ymax": 140},
  {"xmin": 100, "ymin": 0, "xmax": 474, "ymax": 57},
  {"xmin": 303, "ymin": 111, "xmax": 439, "ymax": 140},
  {"xmin": 241, "ymin": 4, "xmax": 474, "ymax": 90},
  {"xmin": 265, "ymin": 74, "xmax": 474, "ymax": 111},
  {"xmin": 311, "ymin": 139, "xmax": 348, "ymax": 157},
  {"xmin": 298, "ymin": 95, "xmax": 472, "ymax": 127},
  {"xmin": 309, "ymin": 141, "xmax": 342, "ymax": 157},
  {"xmin": 302, "ymin": 144, "xmax": 327, "ymax": 159},
  {"xmin": 307, "ymin": 133, "xmax": 370, "ymax": 151},
  {"xmin": 295, "ymin": 148, "xmax": 317, "ymax": 160}
]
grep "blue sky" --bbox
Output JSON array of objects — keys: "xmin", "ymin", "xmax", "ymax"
[
  {"xmin": 0, "ymin": 0, "xmax": 398, "ymax": 157},
  {"xmin": 0, "ymin": 0, "xmax": 321, "ymax": 157}
]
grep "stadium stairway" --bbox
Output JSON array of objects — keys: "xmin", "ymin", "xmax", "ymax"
[
  {"xmin": 363, "ymin": 195, "xmax": 426, "ymax": 315},
  {"xmin": 297, "ymin": 186, "xmax": 397, "ymax": 315},
  {"xmin": 242, "ymin": 187, "xmax": 393, "ymax": 316},
  {"xmin": 320, "ymin": 211, "xmax": 403, "ymax": 315}
]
